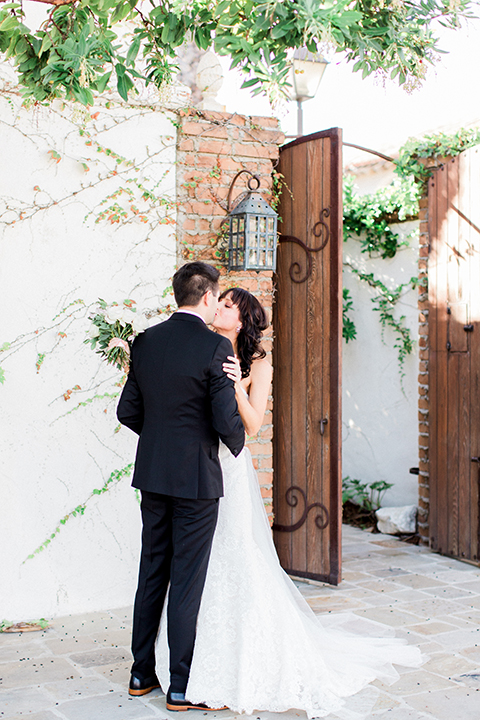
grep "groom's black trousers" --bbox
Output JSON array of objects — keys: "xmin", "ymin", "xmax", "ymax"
[{"xmin": 131, "ymin": 490, "xmax": 219, "ymax": 692}]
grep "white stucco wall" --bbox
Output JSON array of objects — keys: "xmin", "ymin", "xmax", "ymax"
[
  {"xmin": 342, "ymin": 221, "xmax": 420, "ymax": 507},
  {"xmin": 0, "ymin": 83, "xmax": 177, "ymax": 621}
]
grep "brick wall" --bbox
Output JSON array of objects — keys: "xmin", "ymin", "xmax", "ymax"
[{"xmin": 175, "ymin": 108, "xmax": 285, "ymax": 517}]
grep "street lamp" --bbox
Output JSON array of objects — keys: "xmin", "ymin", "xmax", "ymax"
[{"xmin": 287, "ymin": 49, "xmax": 328, "ymax": 136}]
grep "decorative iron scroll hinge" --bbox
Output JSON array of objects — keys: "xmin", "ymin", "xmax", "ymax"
[
  {"xmin": 278, "ymin": 207, "xmax": 330, "ymax": 283},
  {"xmin": 272, "ymin": 486, "xmax": 330, "ymax": 533}
]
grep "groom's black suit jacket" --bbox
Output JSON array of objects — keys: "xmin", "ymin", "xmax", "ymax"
[{"xmin": 117, "ymin": 312, "xmax": 245, "ymax": 499}]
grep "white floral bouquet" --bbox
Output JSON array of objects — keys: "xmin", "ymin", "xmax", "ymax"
[{"xmin": 85, "ymin": 298, "xmax": 149, "ymax": 372}]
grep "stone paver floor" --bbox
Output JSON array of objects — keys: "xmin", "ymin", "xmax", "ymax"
[{"xmin": 2, "ymin": 525, "xmax": 480, "ymax": 720}]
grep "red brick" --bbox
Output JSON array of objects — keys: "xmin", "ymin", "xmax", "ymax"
[
  {"xmin": 234, "ymin": 143, "xmax": 278, "ymax": 160},
  {"xmin": 182, "ymin": 218, "xmax": 196, "ymax": 230},
  {"xmin": 260, "ymin": 486, "xmax": 273, "ymax": 498},
  {"xmin": 418, "ymin": 324, "xmax": 428, "ymax": 336},
  {"xmin": 419, "ymin": 459, "xmax": 429, "ymax": 472},
  {"xmin": 178, "ymin": 138, "xmax": 194, "ymax": 152},
  {"xmin": 418, "ymin": 398, "xmax": 429, "ymax": 409},
  {"xmin": 198, "ymin": 139, "xmax": 233, "ymax": 155},
  {"xmin": 244, "ymin": 127, "xmax": 285, "ymax": 144},
  {"xmin": 258, "ymin": 471, "xmax": 273, "ymax": 484},
  {"xmin": 419, "ymin": 337, "xmax": 427, "ymax": 348},
  {"xmin": 196, "ymin": 155, "xmax": 221, "ymax": 168},
  {"xmin": 250, "ymin": 116, "xmax": 279, "ymax": 128}
]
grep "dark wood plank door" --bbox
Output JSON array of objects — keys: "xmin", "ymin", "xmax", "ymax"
[
  {"xmin": 429, "ymin": 147, "xmax": 480, "ymax": 565},
  {"xmin": 272, "ymin": 129, "xmax": 342, "ymax": 585}
]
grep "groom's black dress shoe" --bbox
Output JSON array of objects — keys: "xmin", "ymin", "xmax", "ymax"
[
  {"xmin": 166, "ymin": 690, "xmax": 227, "ymax": 712},
  {"xmin": 128, "ymin": 674, "xmax": 160, "ymax": 696}
]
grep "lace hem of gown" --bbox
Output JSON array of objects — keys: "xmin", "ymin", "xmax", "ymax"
[{"xmin": 156, "ymin": 443, "xmax": 424, "ymax": 719}]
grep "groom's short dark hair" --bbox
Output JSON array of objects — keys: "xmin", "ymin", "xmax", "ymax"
[{"xmin": 173, "ymin": 262, "xmax": 220, "ymax": 307}]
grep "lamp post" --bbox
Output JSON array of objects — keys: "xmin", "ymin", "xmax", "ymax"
[{"xmin": 287, "ymin": 49, "xmax": 328, "ymax": 137}]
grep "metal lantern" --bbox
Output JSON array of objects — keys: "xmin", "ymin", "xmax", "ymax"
[{"xmin": 228, "ymin": 175, "xmax": 278, "ymax": 272}]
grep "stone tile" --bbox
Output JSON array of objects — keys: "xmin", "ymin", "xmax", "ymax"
[
  {"xmin": 431, "ymin": 627, "xmax": 480, "ymax": 649},
  {"xmin": 393, "ymin": 575, "xmax": 448, "ymax": 590},
  {"xmin": 44, "ymin": 635, "xmax": 101, "ymax": 655},
  {"xmin": 405, "ymin": 684, "xmax": 480, "ymax": 719},
  {"xmin": 405, "ymin": 621, "xmax": 459, "ymax": 635},
  {"xmin": 423, "ymin": 653, "xmax": 478, "ymax": 678},
  {"xmin": 451, "ymin": 609, "xmax": 480, "ymax": 625},
  {"xmin": 422, "ymin": 585, "xmax": 475, "ymax": 600},
  {"xmin": 450, "ymin": 579, "xmax": 480, "ymax": 593},
  {"xmin": 454, "ymin": 595, "xmax": 480, "ymax": 611},
  {"xmin": 374, "ymin": 670, "xmax": 456, "ymax": 695},
  {"xmin": 357, "ymin": 579, "xmax": 405, "ymax": 594},
  {"xmin": 58, "ymin": 691, "xmax": 156, "ymax": 719},
  {"xmin": 340, "ymin": 570, "xmax": 373, "ymax": 582},
  {"xmin": 397, "ymin": 598, "xmax": 465, "ymax": 619},
  {"xmin": 91, "ymin": 659, "xmax": 131, "ymax": 686},
  {"xmin": 0, "ymin": 656, "xmax": 80, "ymax": 689},
  {"xmin": 90, "ymin": 629, "xmax": 132, "ymax": 647},
  {"xmin": 9, "ymin": 713, "xmax": 61, "ymax": 720},
  {"xmin": 454, "ymin": 670, "xmax": 480, "ymax": 688},
  {"xmin": 370, "ymin": 709, "xmax": 436, "ymax": 720},
  {"xmin": 370, "ymin": 567, "xmax": 413, "ymax": 578},
  {"xmin": 53, "ymin": 613, "xmax": 124, "ymax": 635},
  {"xmin": 461, "ymin": 645, "xmax": 480, "ymax": 662},
  {"xmin": 306, "ymin": 596, "xmax": 367, "ymax": 612},
  {"xmin": 0, "ymin": 686, "xmax": 52, "ymax": 714},
  {"xmin": 433, "ymin": 614, "xmax": 478, "ymax": 629},
  {"xmin": 69, "ymin": 647, "xmax": 131, "ymax": 668},
  {"xmin": 353, "ymin": 607, "xmax": 422, "ymax": 627},
  {"xmin": 387, "ymin": 589, "xmax": 432, "ymax": 604},
  {"xmin": 42, "ymin": 675, "xmax": 113, "ymax": 701}
]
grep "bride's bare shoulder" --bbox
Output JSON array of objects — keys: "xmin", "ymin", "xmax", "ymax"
[{"xmin": 250, "ymin": 356, "xmax": 272, "ymax": 382}]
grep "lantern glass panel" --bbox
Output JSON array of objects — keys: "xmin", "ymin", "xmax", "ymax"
[
  {"xmin": 259, "ymin": 249, "xmax": 266, "ymax": 266},
  {"xmin": 260, "ymin": 234, "xmax": 266, "ymax": 248},
  {"xmin": 268, "ymin": 217, "xmax": 275, "ymax": 232},
  {"xmin": 231, "ymin": 217, "xmax": 238, "ymax": 233},
  {"xmin": 249, "ymin": 216, "xmax": 257, "ymax": 234},
  {"xmin": 249, "ymin": 248, "xmax": 257, "ymax": 265},
  {"xmin": 239, "ymin": 217, "xmax": 245, "ymax": 232},
  {"xmin": 267, "ymin": 250, "xmax": 273, "ymax": 266},
  {"xmin": 259, "ymin": 216, "xmax": 266, "ymax": 233}
]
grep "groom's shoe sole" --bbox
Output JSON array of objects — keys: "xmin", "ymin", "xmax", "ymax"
[
  {"xmin": 166, "ymin": 701, "xmax": 228, "ymax": 712},
  {"xmin": 129, "ymin": 683, "xmax": 160, "ymax": 696}
]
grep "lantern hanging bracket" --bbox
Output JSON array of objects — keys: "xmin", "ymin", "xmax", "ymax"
[{"xmin": 227, "ymin": 170, "xmax": 261, "ymax": 212}]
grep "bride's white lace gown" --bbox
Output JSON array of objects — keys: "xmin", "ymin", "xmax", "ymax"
[{"xmin": 156, "ymin": 443, "xmax": 423, "ymax": 718}]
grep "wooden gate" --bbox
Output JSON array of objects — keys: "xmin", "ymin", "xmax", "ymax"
[
  {"xmin": 272, "ymin": 129, "xmax": 343, "ymax": 584},
  {"xmin": 428, "ymin": 147, "xmax": 480, "ymax": 565}
]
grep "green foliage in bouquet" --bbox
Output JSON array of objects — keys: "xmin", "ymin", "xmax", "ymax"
[{"xmin": 85, "ymin": 298, "xmax": 148, "ymax": 372}]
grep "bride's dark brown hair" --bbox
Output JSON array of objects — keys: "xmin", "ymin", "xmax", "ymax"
[{"xmin": 219, "ymin": 287, "xmax": 268, "ymax": 379}]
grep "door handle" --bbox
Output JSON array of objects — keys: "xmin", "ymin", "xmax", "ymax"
[
  {"xmin": 472, "ymin": 457, "xmax": 480, "ymax": 462},
  {"xmin": 464, "ymin": 324, "xmax": 474, "ymax": 332},
  {"xmin": 319, "ymin": 417, "xmax": 328, "ymax": 435}
]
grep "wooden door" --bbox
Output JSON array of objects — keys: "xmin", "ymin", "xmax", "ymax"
[
  {"xmin": 272, "ymin": 129, "xmax": 343, "ymax": 585},
  {"xmin": 428, "ymin": 147, "xmax": 480, "ymax": 564}
]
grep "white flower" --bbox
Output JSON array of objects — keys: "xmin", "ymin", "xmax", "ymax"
[
  {"xmin": 132, "ymin": 313, "xmax": 149, "ymax": 333},
  {"xmin": 105, "ymin": 304, "xmax": 124, "ymax": 324},
  {"xmin": 87, "ymin": 323, "xmax": 100, "ymax": 339},
  {"xmin": 121, "ymin": 307, "xmax": 137, "ymax": 325}
]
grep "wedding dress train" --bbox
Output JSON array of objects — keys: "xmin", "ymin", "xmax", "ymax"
[{"xmin": 156, "ymin": 443, "xmax": 423, "ymax": 718}]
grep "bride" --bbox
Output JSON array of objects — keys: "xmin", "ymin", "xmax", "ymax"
[{"xmin": 156, "ymin": 287, "xmax": 423, "ymax": 718}]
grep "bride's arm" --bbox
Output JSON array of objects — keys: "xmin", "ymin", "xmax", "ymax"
[{"xmin": 224, "ymin": 356, "xmax": 272, "ymax": 436}]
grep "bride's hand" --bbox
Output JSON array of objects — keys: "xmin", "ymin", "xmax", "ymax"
[{"xmin": 223, "ymin": 355, "xmax": 242, "ymax": 385}]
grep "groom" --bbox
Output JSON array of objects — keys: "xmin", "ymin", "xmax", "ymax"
[{"xmin": 117, "ymin": 261, "xmax": 245, "ymax": 709}]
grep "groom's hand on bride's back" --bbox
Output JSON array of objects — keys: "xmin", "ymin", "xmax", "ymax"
[{"xmin": 209, "ymin": 336, "xmax": 245, "ymax": 457}]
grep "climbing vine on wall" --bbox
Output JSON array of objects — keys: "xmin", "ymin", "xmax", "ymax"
[{"xmin": 342, "ymin": 174, "xmax": 419, "ymax": 377}]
